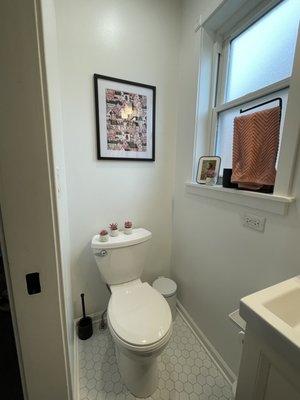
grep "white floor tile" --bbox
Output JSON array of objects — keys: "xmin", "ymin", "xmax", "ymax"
[{"xmin": 77, "ymin": 314, "xmax": 232, "ymax": 400}]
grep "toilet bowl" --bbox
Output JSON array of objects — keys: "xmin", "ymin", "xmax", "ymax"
[
  {"xmin": 108, "ymin": 279, "xmax": 172, "ymax": 397},
  {"xmin": 91, "ymin": 228, "xmax": 172, "ymax": 397}
]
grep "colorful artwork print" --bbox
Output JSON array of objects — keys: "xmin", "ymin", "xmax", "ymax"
[
  {"xmin": 94, "ymin": 74, "xmax": 155, "ymax": 161},
  {"xmin": 105, "ymin": 89, "xmax": 147, "ymax": 152},
  {"xmin": 200, "ymin": 160, "xmax": 217, "ymax": 180}
]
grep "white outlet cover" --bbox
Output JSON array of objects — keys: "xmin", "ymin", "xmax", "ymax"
[{"xmin": 242, "ymin": 213, "xmax": 266, "ymax": 232}]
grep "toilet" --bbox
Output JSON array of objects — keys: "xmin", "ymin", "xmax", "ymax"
[{"xmin": 91, "ymin": 228, "xmax": 172, "ymax": 398}]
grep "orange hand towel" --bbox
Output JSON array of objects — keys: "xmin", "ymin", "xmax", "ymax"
[{"xmin": 231, "ymin": 106, "xmax": 280, "ymax": 190}]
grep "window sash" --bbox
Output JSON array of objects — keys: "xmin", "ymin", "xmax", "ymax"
[
  {"xmin": 208, "ymin": 77, "xmax": 290, "ymax": 156},
  {"xmin": 214, "ymin": 0, "xmax": 295, "ymax": 108},
  {"xmin": 215, "ymin": 77, "xmax": 290, "ymax": 113},
  {"xmin": 209, "ymin": 0, "xmax": 293, "ymax": 156}
]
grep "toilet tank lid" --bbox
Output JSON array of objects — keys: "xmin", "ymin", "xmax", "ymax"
[
  {"xmin": 153, "ymin": 277, "xmax": 177, "ymax": 297},
  {"xmin": 91, "ymin": 228, "xmax": 152, "ymax": 249}
]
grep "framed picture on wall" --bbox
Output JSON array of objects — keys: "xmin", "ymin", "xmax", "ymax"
[{"xmin": 94, "ymin": 74, "xmax": 156, "ymax": 161}]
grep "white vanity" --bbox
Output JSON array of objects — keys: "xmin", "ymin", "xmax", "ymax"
[{"xmin": 236, "ymin": 276, "xmax": 300, "ymax": 400}]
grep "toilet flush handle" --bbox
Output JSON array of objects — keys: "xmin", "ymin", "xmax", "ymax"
[{"xmin": 95, "ymin": 249, "xmax": 108, "ymax": 257}]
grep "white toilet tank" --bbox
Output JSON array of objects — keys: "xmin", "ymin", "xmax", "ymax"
[{"xmin": 91, "ymin": 228, "xmax": 152, "ymax": 285}]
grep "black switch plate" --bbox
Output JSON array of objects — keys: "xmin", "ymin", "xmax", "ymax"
[{"xmin": 26, "ymin": 272, "xmax": 41, "ymax": 295}]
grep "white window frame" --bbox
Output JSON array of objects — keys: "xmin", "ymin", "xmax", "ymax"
[
  {"xmin": 188, "ymin": 0, "xmax": 300, "ymax": 215},
  {"xmin": 209, "ymin": 0, "xmax": 291, "ymax": 156}
]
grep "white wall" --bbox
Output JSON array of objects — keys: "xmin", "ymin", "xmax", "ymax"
[
  {"xmin": 54, "ymin": 0, "xmax": 181, "ymax": 316},
  {"xmin": 171, "ymin": 0, "xmax": 300, "ymax": 374}
]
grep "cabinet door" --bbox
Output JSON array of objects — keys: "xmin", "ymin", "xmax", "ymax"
[{"xmin": 264, "ymin": 365, "xmax": 299, "ymax": 400}]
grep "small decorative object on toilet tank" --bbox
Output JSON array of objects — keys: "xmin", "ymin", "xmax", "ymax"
[
  {"xmin": 124, "ymin": 220, "xmax": 133, "ymax": 235},
  {"xmin": 99, "ymin": 229, "xmax": 109, "ymax": 242},
  {"xmin": 109, "ymin": 223, "xmax": 119, "ymax": 237}
]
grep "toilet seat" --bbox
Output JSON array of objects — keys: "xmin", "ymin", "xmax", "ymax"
[
  {"xmin": 108, "ymin": 316, "xmax": 172, "ymax": 354},
  {"xmin": 108, "ymin": 281, "xmax": 172, "ymax": 348}
]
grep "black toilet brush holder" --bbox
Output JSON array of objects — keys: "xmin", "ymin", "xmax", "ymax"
[{"xmin": 77, "ymin": 293, "xmax": 93, "ymax": 340}]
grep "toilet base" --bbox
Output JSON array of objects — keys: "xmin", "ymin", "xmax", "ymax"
[{"xmin": 115, "ymin": 345, "xmax": 158, "ymax": 398}]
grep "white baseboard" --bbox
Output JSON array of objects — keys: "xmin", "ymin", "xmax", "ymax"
[{"xmin": 177, "ymin": 301, "xmax": 237, "ymax": 389}]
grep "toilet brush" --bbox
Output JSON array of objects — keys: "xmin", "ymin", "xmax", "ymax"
[{"xmin": 77, "ymin": 293, "xmax": 93, "ymax": 340}]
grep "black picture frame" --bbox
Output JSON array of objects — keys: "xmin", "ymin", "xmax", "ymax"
[{"xmin": 94, "ymin": 74, "xmax": 156, "ymax": 161}]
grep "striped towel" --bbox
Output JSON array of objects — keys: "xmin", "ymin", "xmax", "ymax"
[{"xmin": 231, "ymin": 106, "xmax": 280, "ymax": 190}]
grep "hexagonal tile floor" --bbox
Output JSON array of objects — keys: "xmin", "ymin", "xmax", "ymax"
[{"xmin": 78, "ymin": 314, "xmax": 233, "ymax": 400}]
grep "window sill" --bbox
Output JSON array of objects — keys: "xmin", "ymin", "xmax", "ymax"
[{"xmin": 185, "ymin": 182, "xmax": 295, "ymax": 215}]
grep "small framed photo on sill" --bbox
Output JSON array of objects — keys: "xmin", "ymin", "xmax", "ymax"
[
  {"xmin": 94, "ymin": 74, "xmax": 156, "ymax": 161},
  {"xmin": 196, "ymin": 156, "xmax": 221, "ymax": 184}
]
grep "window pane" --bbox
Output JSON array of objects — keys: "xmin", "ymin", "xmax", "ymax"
[
  {"xmin": 216, "ymin": 89, "xmax": 288, "ymax": 174},
  {"xmin": 226, "ymin": 0, "xmax": 300, "ymax": 101}
]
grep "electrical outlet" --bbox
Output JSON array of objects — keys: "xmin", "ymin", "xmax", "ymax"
[{"xmin": 242, "ymin": 213, "xmax": 266, "ymax": 232}]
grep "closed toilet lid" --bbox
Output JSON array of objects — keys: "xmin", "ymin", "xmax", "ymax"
[{"xmin": 108, "ymin": 282, "xmax": 172, "ymax": 346}]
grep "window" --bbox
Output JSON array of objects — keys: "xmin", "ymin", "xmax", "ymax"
[
  {"xmin": 212, "ymin": 0, "xmax": 300, "ymax": 174},
  {"xmin": 216, "ymin": 89, "xmax": 289, "ymax": 171}
]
